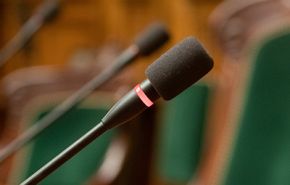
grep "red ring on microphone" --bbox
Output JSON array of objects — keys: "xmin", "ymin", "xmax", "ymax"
[{"xmin": 134, "ymin": 84, "xmax": 154, "ymax": 107}]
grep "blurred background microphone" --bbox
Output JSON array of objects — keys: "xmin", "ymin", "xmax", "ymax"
[
  {"xmin": 0, "ymin": 0, "xmax": 59, "ymax": 68},
  {"xmin": 0, "ymin": 22, "xmax": 169, "ymax": 164}
]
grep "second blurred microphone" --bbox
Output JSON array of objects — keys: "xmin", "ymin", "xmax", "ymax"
[{"xmin": 0, "ymin": 23, "xmax": 170, "ymax": 163}]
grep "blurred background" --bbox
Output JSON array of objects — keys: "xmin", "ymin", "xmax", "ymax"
[{"xmin": 0, "ymin": 0, "xmax": 290, "ymax": 184}]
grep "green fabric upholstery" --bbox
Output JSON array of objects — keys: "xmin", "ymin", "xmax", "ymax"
[
  {"xmin": 158, "ymin": 83, "xmax": 211, "ymax": 183},
  {"xmin": 223, "ymin": 32, "xmax": 290, "ymax": 185},
  {"xmin": 20, "ymin": 106, "xmax": 114, "ymax": 185}
]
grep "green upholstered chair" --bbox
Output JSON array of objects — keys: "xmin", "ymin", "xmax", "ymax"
[
  {"xmin": 19, "ymin": 104, "xmax": 114, "ymax": 185},
  {"xmin": 158, "ymin": 83, "xmax": 212, "ymax": 184},
  {"xmin": 221, "ymin": 31, "xmax": 290, "ymax": 185}
]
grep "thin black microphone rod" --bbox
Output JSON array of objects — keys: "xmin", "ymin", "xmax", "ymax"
[
  {"xmin": 20, "ymin": 79, "xmax": 160, "ymax": 185},
  {"xmin": 0, "ymin": 45, "xmax": 139, "ymax": 163},
  {"xmin": 20, "ymin": 121, "xmax": 107, "ymax": 185}
]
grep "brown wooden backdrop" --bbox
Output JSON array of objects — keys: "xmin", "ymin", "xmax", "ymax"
[{"xmin": 0, "ymin": 0, "xmax": 222, "ymax": 79}]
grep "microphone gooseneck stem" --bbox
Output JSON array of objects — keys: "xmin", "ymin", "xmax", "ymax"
[
  {"xmin": 0, "ymin": 46, "xmax": 139, "ymax": 163},
  {"xmin": 21, "ymin": 79, "xmax": 159, "ymax": 185},
  {"xmin": 20, "ymin": 121, "xmax": 108, "ymax": 185}
]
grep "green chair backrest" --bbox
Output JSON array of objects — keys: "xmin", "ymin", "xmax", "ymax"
[
  {"xmin": 19, "ymin": 105, "xmax": 115, "ymax": 185},
  {"xmin": 222, "ymin": 31, "xmax": 290, "ymax": 185},
  {"xmin": 158, "ymin": 83, "xmax": 211, "ymax": 183}
]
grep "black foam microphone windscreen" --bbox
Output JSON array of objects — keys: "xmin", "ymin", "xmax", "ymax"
[
  {"xmin": 145, "ymin": 37, "xmax": 213, "ymax": 100},
  {"xmin": 134, "ymin": 23, "xmax": 169, "ymax": 55}
]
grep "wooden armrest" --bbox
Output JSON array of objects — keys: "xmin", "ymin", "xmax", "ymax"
[{"xmin": 209, "ymin": 0, "xmax": 290, "ymax": 59}]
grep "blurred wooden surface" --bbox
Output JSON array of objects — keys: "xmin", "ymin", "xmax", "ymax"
[{"xmin": 0, "ymin": 0, "xmax": 222, "ymax": 79}]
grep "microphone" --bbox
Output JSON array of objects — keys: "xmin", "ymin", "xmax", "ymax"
[
  {"xmin": 0, "ymin": 23, "xmax": 169, "ymax": 163},
  {"xmin": 102, "ymin": 37, "xmax": 213, "ymax": 129},
  {"xmin": 0, "ymin": 0, "xmax": 60, "ymax": 67},
  {"xmin": 20, "ymin": 37, "xmax": 213, "ymax": 185}
]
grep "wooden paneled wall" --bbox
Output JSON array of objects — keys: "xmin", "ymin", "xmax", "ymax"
[{"xmin": 0, "ymin": 0, "xmax": 222, "ymax": 79}]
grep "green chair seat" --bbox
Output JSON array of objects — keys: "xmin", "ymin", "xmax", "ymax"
[
  {"xmin": 20, "ymin": 106, "xmax": 115, "ymax": 185},
  {"xmin": 158, "ymin": 83, "xmax": 211, "ymax": 183},
  {"xmin": 222, "ymin": 31, "xmax": 290, "ymax": 185}
]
